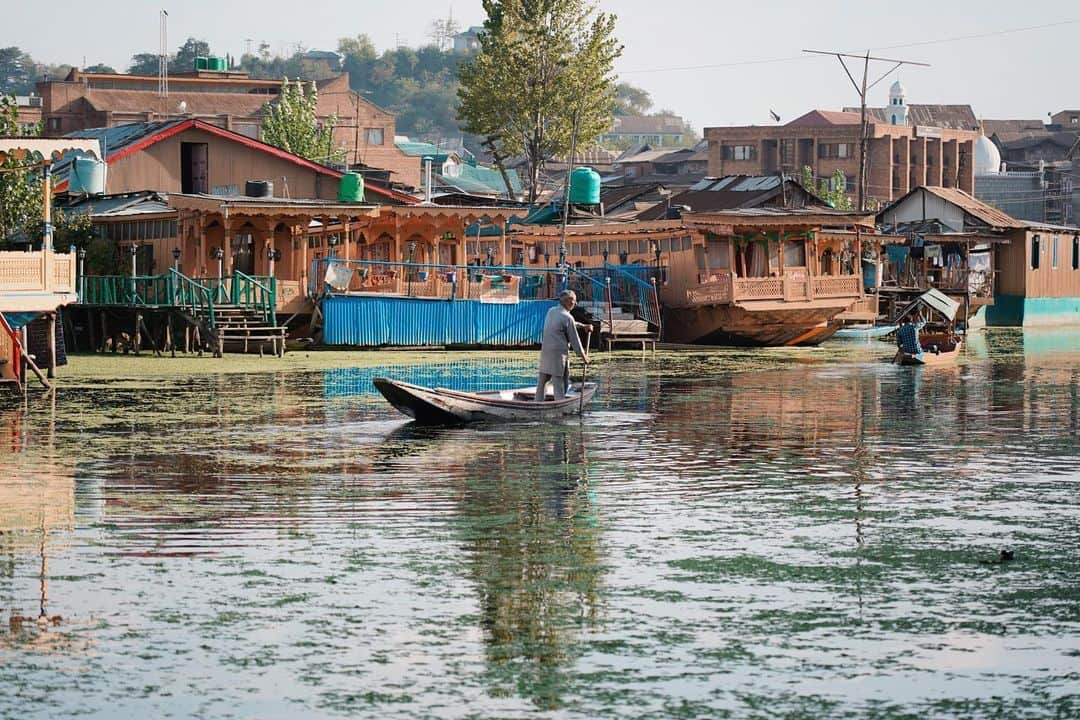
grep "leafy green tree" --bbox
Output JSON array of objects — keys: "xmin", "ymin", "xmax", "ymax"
[
  {"xmin": 261, "ymin": 79, "xmax": 344, "ymax": 164},
  {"xmin": 458, "ymin": 0, "xmax": 623, "ymax": 202},
  {"xmin": 0, "ymin": 46, "xmax": 34, "ymax": 94},
  {"xmin": 0, "ymin": 95, "xmax": 45, "ymax": 246},
  {"xmin": 801, "ymin": 166, "xmax": 853, "ymax": 210},
  {"xmin": 614, "ymin": 82, "xmax": 652, "ymax": 116},
  {"xmin": 172, "ymin": 38, "xmax": 211, "ymax": 73},
  {"xmin": 128, "ymin": 52, "xmax": 160, "ymax": 75},
  {"xmin": 82, "ymin": 63, "xmax": 117, "ymax": 74}
]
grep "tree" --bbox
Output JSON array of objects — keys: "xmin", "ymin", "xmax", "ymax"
[
  {"xmin": 429, "ymin": 12, "xmax": 462, "ymax": 52},
  {"xmin": 260, "ymin": 79, "xmax": 344, "ymax": 164},
  {"xmin": 0, "ymin": 47, "xmax": 34, "ymax": 94},
  {"xmin": 172, "ymin": 37, "xmax": 211, "ymax": 73},
  {"xmin": 128, "ymin": 53, "xmax": 160, "ymax": 75},
  {"xmin": 613, "ymin": 82, "xmax": 652, "ymax": 116},
  {"xmin": 458, "ymin": 0, "xmax": 623, "ymax": 203},
  {"xmin": 0, "ymin": 95, "xmax": 45, "ymax": 246},
  {"xmin": 801, "ymin": 166, "xmax": 853, "ymax": 210},
  {"xmin": 82, "ymin": 63, "xmax": 117, "ymax": 74}
]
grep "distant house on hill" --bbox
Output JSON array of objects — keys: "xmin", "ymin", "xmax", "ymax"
[{"xmin": 453, "ymin": 27, "xmax": 485, "ymax": 53}]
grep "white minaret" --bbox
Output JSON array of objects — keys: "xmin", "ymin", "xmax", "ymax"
[{"xmin": 888, "ymin": 79, "xmax": 908, "ymax": 126}]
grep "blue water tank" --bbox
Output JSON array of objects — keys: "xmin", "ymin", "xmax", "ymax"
[
  {"xmin": 69, "ymin": 156, "xmax": 106, "ymax": 195},
  {"xmin": 568, "ymin": 167, "xmax": 601, "ymax": 205}
]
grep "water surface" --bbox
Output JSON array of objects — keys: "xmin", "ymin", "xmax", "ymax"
[{"xmin": 1, "ymin": 332, "xmax": 1078, "ymax": 718}]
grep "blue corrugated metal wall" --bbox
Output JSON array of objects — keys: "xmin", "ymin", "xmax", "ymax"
[{"xmin": 322, "ymin": 296, "xmax": 557, "ymax": 347}]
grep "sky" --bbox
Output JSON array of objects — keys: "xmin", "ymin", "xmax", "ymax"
[{"xmin": 10, "ymin": 0, "xmax": 1079, "ymax": 133}]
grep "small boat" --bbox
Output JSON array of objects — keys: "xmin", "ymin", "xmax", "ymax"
[
  {"xmin": 373, "ymin": 377, "xmax": 598, "ymax": 424},
  {"xmin": 891, "ymin": 289, "xmax": 963, "ymax": 366},
  {"xmin": 833, "ymin": 324, "xmax": 898, "ymax": 340},
  {"xmin": 896, "ymin": 334, "xmax": 963, "ymax": 365}
]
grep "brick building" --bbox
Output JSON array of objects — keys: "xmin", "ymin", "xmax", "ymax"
[
  {"xmin": 705, "ymin": 85, "xmax": 979, "ymax": 208},
  {"xmin": 34, "ymin": 68, "xmax": 418, "ymax": 188}
]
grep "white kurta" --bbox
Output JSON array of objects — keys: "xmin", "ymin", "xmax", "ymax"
[{"xmin": 538, "ymin": 305, "xmax": 586, "ymax": 376}]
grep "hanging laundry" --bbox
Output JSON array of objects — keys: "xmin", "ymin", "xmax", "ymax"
[{"xmin": 886, "ymin": 245, "xmax": 910, "ymax": 265}]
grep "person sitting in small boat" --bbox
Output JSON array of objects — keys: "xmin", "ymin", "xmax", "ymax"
[
  {"xmin": 536, "ymin": 290, "xmax": 590, "ymax": 402},
  {"xmin": 897, "ymin": 320, "xmax": 925, "ymax": 356}
]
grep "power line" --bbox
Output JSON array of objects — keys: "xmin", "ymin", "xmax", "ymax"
[{"xmin": 619, "ymin": 18, "xmax": 1080, "ymax": 75}]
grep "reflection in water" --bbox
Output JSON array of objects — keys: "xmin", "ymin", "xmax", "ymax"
[
  {"xmin": 0, "ymin": 330, "xmax": 1077, "ymax": 718},
  {"xmin": 458, "ymin": 424, "xmax": 600, "ymax": 710}
]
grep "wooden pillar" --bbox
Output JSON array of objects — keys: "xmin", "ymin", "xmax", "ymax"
[{"xmin": 46, "ymin": 313, "xmax": 56, "ymax": 379}]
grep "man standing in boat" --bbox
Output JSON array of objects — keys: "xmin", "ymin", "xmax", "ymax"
[{"xmin": 536, "ymin": 290, "xmax": 590, "ymax": 401}]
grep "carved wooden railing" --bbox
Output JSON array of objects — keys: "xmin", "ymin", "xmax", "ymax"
[
  {"xmin": 0, "ymin": 250, "xmax": 77, "ymax": 295},
  {"xmin": 734, "ymin": 277, "xmax": 785, "ymax": 301},
  {"xmin": 686, "ymin": 273, "xmax": 734, "ymax": 306},
  {"xmin": 812, "ymin": 275, "xmax": 862, "ymax": 298}
]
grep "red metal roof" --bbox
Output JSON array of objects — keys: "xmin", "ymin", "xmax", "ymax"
[
  {"xmin": 100, "ymin": 119, "xmax": 416, "ymax": 204},
  {"xmin": 786, "ymin": 110, "xmax": 864, "ymax": 127}
]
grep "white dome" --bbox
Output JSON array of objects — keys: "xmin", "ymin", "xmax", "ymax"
[
  {"xmin": 974, "ymin": 135, "xmax": 1001, "ymax": 175},
  {"xmin": 889, "ymin": 80, "xmax": 906, "ymax": 97}
]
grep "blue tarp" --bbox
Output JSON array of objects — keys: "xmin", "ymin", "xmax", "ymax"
[{"xmin": 322, "ymin": 296, "xmax": 557, "ymax": 347}]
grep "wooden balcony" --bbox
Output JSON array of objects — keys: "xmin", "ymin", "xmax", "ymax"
[
  {"xmin": 0, "ymin": 249, "xmax": 78, "ymax": 313},
  {"xmin": 685, "ymin": 271, "xmax": 862, "ymax": 308}
]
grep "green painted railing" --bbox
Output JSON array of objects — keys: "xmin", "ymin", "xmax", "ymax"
[
  {"xmin": 169, "ymin": 269, "xmax": 216, "ymax": 329},
  {"xmin": 83, "ymin": 271, "xmax": 275, "ymax": 328},
  {"xmin": 233, "ymin": 271, "xmax": 277, "ymax": 327}
]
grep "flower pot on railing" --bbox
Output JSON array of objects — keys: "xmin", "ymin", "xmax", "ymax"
[
  {"xmin": 444, "ymin": 271, "xmax": 457, "ymax": 282},
  {"xmin": 416, "ymin": 271, "xmax": 429, "ymax": 282}
]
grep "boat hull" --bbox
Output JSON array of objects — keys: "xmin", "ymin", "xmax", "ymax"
[
  {"xmin": 895, "ymin": 337, "xmax": 963, "ymax": 366},
  {"xmin": 662, "ymin": 304, "xmax": 842, "ymax": 346},
  {"xmin": 373, "ymin": 377, "xmax": 598, "ymax": 424}
]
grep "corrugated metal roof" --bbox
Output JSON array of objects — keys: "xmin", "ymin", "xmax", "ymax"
[
  {"xmin": 895, "ymin": 289, "xmax": 960, "ymax": 322},
  {"xmin": 57, "ymin": 192, "xmax": 174, "ymax": 218},
  {"xmin": 913, "ymin": 187, "xmax": 1025, "ymax": 229}
]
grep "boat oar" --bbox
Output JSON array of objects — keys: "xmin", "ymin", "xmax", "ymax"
[{"xmin": 579, "ymin": 328, "xmax": 592, "ymax": 415}]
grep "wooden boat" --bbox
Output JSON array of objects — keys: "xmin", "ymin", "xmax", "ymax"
[
  {"xmin": 896, "ymin": 333, "xmax": 963, "ymax": 365},
  {"xmin": 373, "ymin": 377, "xmax": 598, "ymax": 424},
  {"xmin": 892, "ymin": 289, "xmax": 963, "ymax": 366}
]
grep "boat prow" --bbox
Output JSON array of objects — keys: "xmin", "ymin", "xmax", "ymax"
[
  {"xmin": 895, "ymin": 336, "xmax": 963, "ymax": 366},
  {"xmin": 373, "ymin": 377, "xmax": 598, "ymax": 425}
]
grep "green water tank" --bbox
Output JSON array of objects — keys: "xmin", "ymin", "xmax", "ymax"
[
  {"xmin": 338, "ymin": 173, "xmax": 365, "ymax": 202},
  {"xmin": 194, "ymin": 56, "xmax": 209, "ymax": 71},
  {"xmin": 207, "ymin": 56, "xmax": 227, "ymax": 71},
  {"xmin": 569, "ymin": 167, "xmax": 601, "ymax": 205}
]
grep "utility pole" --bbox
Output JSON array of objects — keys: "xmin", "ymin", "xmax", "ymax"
[{"xmin": 803, "ymin": 50, "xmax": 929, "ymax": 212}]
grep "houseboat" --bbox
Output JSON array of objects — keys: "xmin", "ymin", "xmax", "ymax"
[{"xmin": 662, "ymin": 208, "xmax": 876, "ymax": 346}]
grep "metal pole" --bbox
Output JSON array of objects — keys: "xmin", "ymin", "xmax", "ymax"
[{"xmin": 559, "ymin": 109, "xmax": 581, "ymax": 269}]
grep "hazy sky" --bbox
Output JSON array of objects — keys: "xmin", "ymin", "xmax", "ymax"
[{"xmin": 11, "ymin": 0, "xmax": 1079, "ymax": 132}]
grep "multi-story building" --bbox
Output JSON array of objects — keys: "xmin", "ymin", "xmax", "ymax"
[
  {"xmin": 34, "ymin": 67, "xmax": 418, "ymax": 188},
  {"xmin": 705, "ymin": 83, "xmax": 979, "ymax": 208},
  {"xmin": 600, "ymin": 114, "xmax": 691, "ymax": 148}
]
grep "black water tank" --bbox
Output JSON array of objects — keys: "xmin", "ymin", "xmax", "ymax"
[{"xmin": 245, "ymin": 180, "xmax": 274, "ymax": 198}]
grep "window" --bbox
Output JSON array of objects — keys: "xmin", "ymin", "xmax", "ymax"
[
  {"xmin": 818, "ymin": 143, "xmax": 851, "ymax": 159},
  {"xmin": 1031, "ymin": 235, "xmax": 1040, "ymax": 270},
  {"xmin": 1072, "ymin": 235, "xmax": 1079, "ymax": 270},
  {"xmin": 46, "ymin": 117, "xmax": 61, "ymax": 132},
  {"xmin": 366, "ymin": 128, "xmax": 384, "ymax": 145},
  {"xmin": 1051, "ymin": 235, "xmax": 1059, "ymax": 269},
  {"xmin": 845, "ymin": 175, "xmax": 856, "ymax": 192},
  {"xmin": 783, "ymin": 239, "xmax": 806, "ymax": 267},
  {"xmin": 722, "ymin": 144, "xmax": 756, "ymax": 161}
]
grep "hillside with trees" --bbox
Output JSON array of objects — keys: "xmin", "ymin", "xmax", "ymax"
[{"xmin": 1, "ymin": 25, "xmax": 686, "ymax": 155}]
